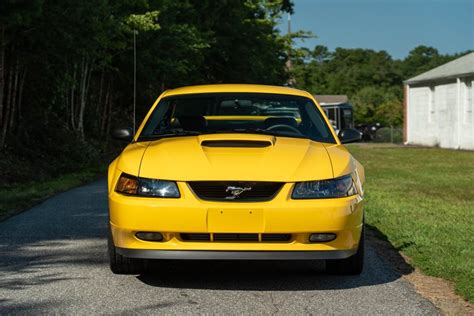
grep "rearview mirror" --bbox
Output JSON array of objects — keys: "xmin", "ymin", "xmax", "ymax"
[
  {"xmin": 338, "ymin": 128, "xmax": 363, "ymax": 144},
  {"xmin": 112, "ymin": 127, "xmax": 134, "ymax": 142}
]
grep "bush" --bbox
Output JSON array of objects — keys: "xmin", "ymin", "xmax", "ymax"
[
  {"xmin": 373, "ymin": 127, "xmax": 403, "ymax": 143},
  {"xmin": 1, "ymin": 124, "xmax": 119, "ymax": 187}
]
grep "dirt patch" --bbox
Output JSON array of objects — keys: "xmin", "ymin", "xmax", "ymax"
[{"xmin": 367, "ymin": 228, "xmax": 473, "ymax": 315}]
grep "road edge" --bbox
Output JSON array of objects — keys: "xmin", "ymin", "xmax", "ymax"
[
  {"xmin": 0, "ymin": 173, "xmax": 106, "ymax": 223},
  {"xmin": 367, "ymin": 228, "xmax": 474, "ymax": 315}
]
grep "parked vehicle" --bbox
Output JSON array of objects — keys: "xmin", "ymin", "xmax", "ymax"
[
  {"xmin": 356, "ymin": 122, "xmax": 383, "ymax": 141},
  {"xmin": 320, "ymin": 103, "xmax": 354, "ymax": 135},
  {"xmin": 108, "ymin": 84, "xmax": 365, "ymax": 275}
]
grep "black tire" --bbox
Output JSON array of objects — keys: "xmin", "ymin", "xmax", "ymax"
[
  {"xmin": 326, "ymin": 227, "xmax": 364, "ymax": 275},
  {"xmin": 108, "ymin": 231, "xmax": 146, "ymax": 274}
]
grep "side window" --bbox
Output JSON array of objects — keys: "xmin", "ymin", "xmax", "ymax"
[
  {"xmin": 327, "ymin": 108, "xmax": 335, "ymax": 121},
  {"xmin": 342, "ymin": 109, "xmax": 353, "ymax": 129},
  {"xmin": 141, "ymin": 100, "xmax": 171, "ymax": 135}
]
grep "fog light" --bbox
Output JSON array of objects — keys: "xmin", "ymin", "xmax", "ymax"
[
  {"xmin": 309, "ymin": 233, "xmax": 336, "ymax": 243},
  {"xmin": 136, "ymin": 232, "xmax": 163, "ymax": 242}
]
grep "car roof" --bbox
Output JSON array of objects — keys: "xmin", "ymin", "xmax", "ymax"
[{"xmin": 161, "ymin": 84, "xmax": 313, "ymax": 98}]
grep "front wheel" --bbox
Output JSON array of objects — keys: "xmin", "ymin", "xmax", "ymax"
[
  {"xmin": 326, "ymin": 227, "xmax": 364, "ymax": 275},
  {"xmin": 108, "ymin": 230, "xmax": 147, "ymax": 274}
]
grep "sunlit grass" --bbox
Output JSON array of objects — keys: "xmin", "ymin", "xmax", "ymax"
[{"xmin": 347, "ymin": 144, "xmax": 474, "ymax": 303}]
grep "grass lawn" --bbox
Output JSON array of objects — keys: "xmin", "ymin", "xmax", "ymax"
[
  {"xmin": 0, "ymin": 165, "xmax": 106, "ymax": 221},
  {"xmin": 347, "ymin": 144, "xmax": 474, "ymax": 303}
]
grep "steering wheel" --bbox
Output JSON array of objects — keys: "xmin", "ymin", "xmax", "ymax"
[{"xmin": 266, "ymin": 124, "xmax": 303, "ymax": 135}]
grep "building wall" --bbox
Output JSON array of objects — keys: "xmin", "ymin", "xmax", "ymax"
[
  {"xmin": 459, "ymin": 76, "xmax": 474, "ymax": 149},
  {"xmin": 406, "ymin": 76, "xmax": 474, "ymax": 150}
]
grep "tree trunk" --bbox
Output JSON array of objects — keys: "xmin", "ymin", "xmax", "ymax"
[
  {"xmin": 77, "ymin": 58, "xmax": 86, "ymax": 138},
  {"xmin": 96, "ymin": 69, "xmax": 104, "ymax": 117},
  {"xmin": 9, "ymin": 60, "xmax": 19, "ymax": 130},
  {"xmin": 77, "ymin": 57, "xmax": 91, "ymax": 140},
  {"xmin": 17, "ymin": 67, "xmax": 26, "ymax": 124},
  {"xmin": 0, "ymin": 54, "xmax": 14, "ymax": 148},
  {"xmin": 70, "ymin": 63, "xmax": 77, "ymax": 131},
  {"xmin": 0, "ymin": 27, "xmax": 5, "ymax": 125},
  {"xmin": 101, "ymin": 79, "xmax": 111, "ymax": 137},
  {"xmin": 105, "ymin": 95, "xmax": 113, "ymax": 144}
]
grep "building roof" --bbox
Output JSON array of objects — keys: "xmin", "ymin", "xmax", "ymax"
[
  {"xmin": 313, "ymin": 95, "xmax": 348, "ymax": 105},
  {"xmin": 405, "ymin": 52, "xmax": 474, "ymax": 84},
  {"xmin": 163, "ymin": 84, "xmax": 312, "ymax": 98}
]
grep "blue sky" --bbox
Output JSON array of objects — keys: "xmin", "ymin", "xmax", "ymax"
[{"xmin": 277, "ymin": 0, "xmax": 474, "ymax": 59}]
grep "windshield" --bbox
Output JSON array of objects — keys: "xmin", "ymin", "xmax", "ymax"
[{"xmin": 139, "ymin": 93, "xmax": 336, "ymax": 143}]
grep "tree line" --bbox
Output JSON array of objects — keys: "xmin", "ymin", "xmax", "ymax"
[
  {"xmin": 0, "ymin": 0, "xmax": 470, "ymax": 183},
  {"xmin": 0, "ymin": 0, "xmax": 295, "ymax": 182},
  {"xmin": 289, "ymin": 45, "xmax": 470, "ymax": 126}
]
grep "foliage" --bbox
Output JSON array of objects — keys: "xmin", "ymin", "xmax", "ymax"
[
  {"xmin": 124, "ymin": 10, "xmax": 161, "ymax": 32},
  {"xmin": 290, "ymin": 45, "xmax": 470, "ymax": 126},
  {"xmin": 0, "ymin": 0, "xmax": 294, "ymax": 183},
  {"xmin": 348, "ymin": 144, "xmax": 474, "ymax": 303},
  {"xmin": 352, "ymin": 86, "xmax": 403, "ymax": 126},
  {"xmin": 373, "ymin": 127, "xmax": 403, "ymax": 143}
]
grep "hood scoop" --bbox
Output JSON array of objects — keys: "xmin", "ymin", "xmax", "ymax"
[{"xmin": 201, "ymin": 140, "xmax": 272, "ymax": 148}]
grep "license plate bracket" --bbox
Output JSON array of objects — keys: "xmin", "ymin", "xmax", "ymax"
[{"xmin": 207, "ymin": 208, "xmax": 264, "ymax": 233}]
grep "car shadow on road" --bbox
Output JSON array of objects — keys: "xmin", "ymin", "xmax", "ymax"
[{"xmin": 137, "ymin": 228, "xmax": 414, "ymax": 291}]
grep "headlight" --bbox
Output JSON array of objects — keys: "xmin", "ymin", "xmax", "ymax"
[
  {"xmin": 292, "ymin": 174, "xmax": 357, "ymax": 199},
  {"xmin": 115, "ymin": 173, "xmax": 180, "ymax": 198}
]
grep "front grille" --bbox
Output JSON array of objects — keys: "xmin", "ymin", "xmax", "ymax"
[
  {"xmin": 180, "ymin": 233, "xmax": 291, "ymax": 243},
  {"xmin": 188, "ymin": 181, "xmax": 284, "ymax": 201}
]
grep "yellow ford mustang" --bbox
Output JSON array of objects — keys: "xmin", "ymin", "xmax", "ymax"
[{"xmin": 108, "ymin": 84, "xmax": 365, "ymax": 275}]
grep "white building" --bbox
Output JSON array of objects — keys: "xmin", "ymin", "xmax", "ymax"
[{"xmin": 404, "ymin": 52, "xmax": 474, "ymax": 150}]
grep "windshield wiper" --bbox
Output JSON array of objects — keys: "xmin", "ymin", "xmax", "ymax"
[{"xmin": 137, "ymin": 130, "xmax": 202, "ymax": 141}]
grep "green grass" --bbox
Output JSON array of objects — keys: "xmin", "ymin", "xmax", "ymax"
[
  {"xmin": 347, "ymin": 144, "xmax": 474, "ymax": 303},
  {"xmin": 0, "ymin": 165, "xmax": 106, "ymax": 220}
]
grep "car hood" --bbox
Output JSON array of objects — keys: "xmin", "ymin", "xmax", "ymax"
[{"xmin": 131, "ymin": 134, "xmax": 351, "ymax": 182}]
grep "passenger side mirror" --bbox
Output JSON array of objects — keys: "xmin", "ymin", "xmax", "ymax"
[
  {"xmin": 338, "ymin": 128, "xmax": 363, "ymax": 144},
  {"xmin": 112, "ymin": 127, "xmax": 134, "ymax": 142}
]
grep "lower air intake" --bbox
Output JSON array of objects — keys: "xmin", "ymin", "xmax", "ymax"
[{"xmin": 179, "ymin": 233, "xmax": 292, "ymax": 243}]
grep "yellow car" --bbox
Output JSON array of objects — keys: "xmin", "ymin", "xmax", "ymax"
[{"xmin": 108, "ymin": 84, "xmax": 365, "ymax": 275}]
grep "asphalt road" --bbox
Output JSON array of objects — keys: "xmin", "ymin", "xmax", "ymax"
[{"xmin": 0, "ymin": 180, "xmax": 439, "ymax": 314}]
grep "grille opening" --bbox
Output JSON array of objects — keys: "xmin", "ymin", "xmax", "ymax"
[
  {"xmin": 188, "ymin": 181, "xmax": 284, "ymax": 201},
  {"xmin": 214, "ymin": 233, "xmax": 258, "ymax": 242},
  {"xmin": 180, "ymin": 233, "xmax": 210, "ymax": 241},
  {"xmin": 262, "ymin": 234, "xmax": 292, "ymax": 242}
]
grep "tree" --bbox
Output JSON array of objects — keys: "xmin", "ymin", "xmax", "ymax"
[
  {"xmin": 0, "ymin": 0, "xmax": 42, "ymax": 148},
  {"xmin": 0, "ymin": 0, "xmax": 295, "ymax": 155},
  {"xmin": 402, "ymin": 45, "xmax": 461, "ymax": 79}
]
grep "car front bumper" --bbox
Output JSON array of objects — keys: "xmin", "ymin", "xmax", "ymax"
[{"xmin": 109, "ymin": 182, "xmax": 364, "ymax": 259}]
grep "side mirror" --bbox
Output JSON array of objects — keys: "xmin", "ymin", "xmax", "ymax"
[
  {"xmin": 112, "ymin": 127, "xmax": 134, "ymax": 142},
  {"xmin": 338, "ymin": 128, "xmax": 363, "ymax": 144}
]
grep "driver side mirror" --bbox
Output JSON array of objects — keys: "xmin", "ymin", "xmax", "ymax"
[
  {"xmin": 338, "ymin": 128, "xmax": 363, "ymax": 144},
  {"xmin": 112, "ymin": 127, "xmax": 134, "ymax": 142}
]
